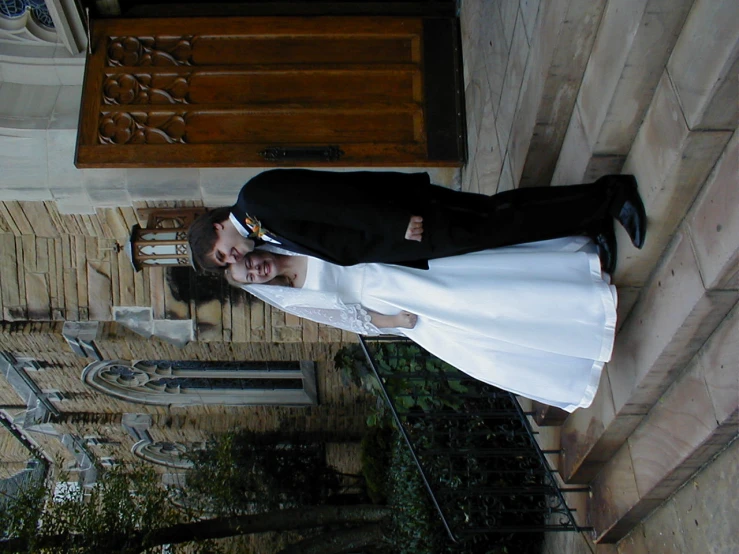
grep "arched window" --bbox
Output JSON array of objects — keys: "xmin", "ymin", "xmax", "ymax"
[
  {"xmin": 0, "ymin": 0, "xmax": 86, "ymax": 53},
  {"xmin": 82, "ymin": 359, "xmax": 318, "ymax": 406}
]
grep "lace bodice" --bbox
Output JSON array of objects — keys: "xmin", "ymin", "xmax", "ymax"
[{"xmin": 242, "ymin": 258, "xmax": 384, "ymax": 336}]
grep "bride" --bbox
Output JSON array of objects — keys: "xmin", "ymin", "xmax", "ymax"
[{"xmin": 227, "ymin": 238, "xmax": 618, "ymax": 412}]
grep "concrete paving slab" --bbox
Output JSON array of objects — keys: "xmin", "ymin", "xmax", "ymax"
[
  {"xmin": 641, "ymin": 501, "xmax": 689, "ymax": 553},
  {"xmin": 670, "ymin": 439, "xmax": 739, "ymax": 554}
]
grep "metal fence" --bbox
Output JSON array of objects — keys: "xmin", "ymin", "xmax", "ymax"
[{"xmin": 359, "ymin": 337, "xmax": 590, "ymax": 544}]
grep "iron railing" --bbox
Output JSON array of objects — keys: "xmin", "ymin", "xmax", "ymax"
[{"xmin": 359, "ymin": 337, "xmax": 590, "ymax": 544}]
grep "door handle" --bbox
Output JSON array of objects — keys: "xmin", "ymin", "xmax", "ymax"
[{"xmin": 260, "ymin": 146, "xmax": 344, "ymax": 162}]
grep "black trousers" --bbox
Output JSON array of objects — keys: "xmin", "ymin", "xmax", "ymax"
[{"xmin": 422, "ymin": 176, "xmax": 624, "ymax": 259}]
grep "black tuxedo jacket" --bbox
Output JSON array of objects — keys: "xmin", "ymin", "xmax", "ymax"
[
  {"xmin": 232, "ymin": 169, "xmax": 437, "ymax": 268},
  {"xmin": 231, "ymin": 169, "xmax": 617, "ymax": 269}
]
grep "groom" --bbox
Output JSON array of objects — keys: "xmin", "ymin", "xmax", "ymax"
[{"xmin": 188, "ymin": 169, "xmax": 647, "ymax": 274}]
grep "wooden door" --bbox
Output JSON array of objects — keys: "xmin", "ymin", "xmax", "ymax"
[{"xmin": 75, "ymin": 16, "xmax": 466, "ymax": 168}]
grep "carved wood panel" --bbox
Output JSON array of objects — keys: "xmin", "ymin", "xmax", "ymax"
[{"xmin": 76, "ymin": 16, "xmax": 465, "ymax": 168}]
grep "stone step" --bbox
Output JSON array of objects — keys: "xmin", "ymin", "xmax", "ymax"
[
  {"xmin": 589, "ymin": 302, "xmax": 738, "ymax": 542},
  {"xmin": 557, "ymin": 0, "xmax": 738, "ymax": 484},
  {"xmin": 517, "ymin": 0, "xmax": 608, "ymax": 189},
  {"xmin": 561, "ymin": 129, "xmax": 738, "ymax": 484},
  {"xmin": 550, "ymin": 0, "xmax": 695, "ymax": 187}
]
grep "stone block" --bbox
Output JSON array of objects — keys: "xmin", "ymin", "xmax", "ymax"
[
  {"xmin": 87, "ymin": 184, "xmax": 131, "ymax": 208},
  {"xmin": 627, "ymin": 365, "xmax": 716, "ymax": 499},
  {"xmin": 199, "ymin": 168, "xmax": 262, "ymax": 207},
  {"xmin": 507, "ymin": 27, "xmax": 542, "ymax": 184},
  {"xmin": 619, "ymin": 72, "xmax": 732, "ymax": 285},
  {"xmin": 194, "ymin": 299, "xmax": 223, "ymax": 341},
  {"xmin": 0, "ymin": 82, "xmax": 59, "ymax": 119},
  {"xmin": 666, "ymin": 0, "xmax": 739, "ymax": 129},
  {"xmin": 25, "ymin": 272, "xmax": 51, "ymax": 320},
  {"xmin": 670, "ymin": 440, "xmax": 739, "ymax": 554},
  {"xmin": 520, "ymin": 0, "xmax": 541, "ymax": 43},
  {"xmin": 53, "ymin": 61, "xmax": 85, "ymax": 86},
  {"xmin": 151, "ymin": 319, "xmax": 194, "ymax": 348},
  {"xmin": 560, "ymin": 366, "xmax": 642, "ymax": 483},
  {"xmin": 472, "ymin": 90, "xmax": 503, "ymax": 195},
  {"xmin": 113, "ymin": 306, "xmax": 153, "ymax": 338},
  {"xmin": 0, "ymin": 130, "xmax": 49, "ymax": 189},
  {"xmin": 640, "ymin": 503, "xmax": 688, "ymax": 553},
  {"xmin": 465, "ymin": 66, "xmax": 487, "ymax": 160},
  {"xmin": 698, "ymin": 54, "xmax": 739, "ymax": 131},
  {"xmin": 589, "ymin": 302, "xmax": 739, "ymax": 542},
  {"xmin": 478, "ymin": 0, "xmax": 508, "ymax": 116},
  {"xmin": 610, "ymin": 232, "xmax": 738, "ymax": 414},
  {"xmin": 614, "ymin": 286, "xmax": 640, "ymax": 332},
  {"xmin": 495, "ymin": 13, "xmax": 529, "ymax": 157},
  {"xmin": 596, "ymin": 0, "xmax": 693, "ymax": 154},
  {"xmin": 583, "ymin": 155, "xmax": 625, "ymax": 183},
  {"xmin": 87, "ymin": 261, "xmax": 113, "ymax": 321},
  {"xmin": 589, "ymin": 445, "xmax": 642, "ymax": 538},
  {"xmin": 699, "ymin": 304, "xmax": 739, "ymax": 426},
  {"xmin": 616, "ymin": 526, "xmax": 649, "ymax": 554},
  {"xmin": 497, "ymin": 0, "xmax": 518, "ymax": 49},
  {"xmin": 518, "ymin": 0, "xmax": 596, "ymax": 188},
  {"xmin": 126, "ymin": 168, "xmax": 200, "ymax": 201},
  {"xmin": 687, "ymin": 132, "xmax": 739, "ymax": 289},
  {"xmin": 53, "ymin": 189, "xmax": 96, "ymax": 215},
  {"xmin": 578, "ymin": 0, "xmax": 647, "ymax": 146}
]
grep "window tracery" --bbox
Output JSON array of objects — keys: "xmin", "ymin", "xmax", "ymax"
[
  {"xmin": 82, "ymin": 359, "xmax": 318, "ymax": 406},
  {"xmin": 0, "ymin": 0, "xmax": 56, "ymax": 44}
]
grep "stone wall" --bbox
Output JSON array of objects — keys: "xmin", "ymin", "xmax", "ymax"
[{"xmin": 0, "ymin": 319, "xmax": 373, "ymax": 472}]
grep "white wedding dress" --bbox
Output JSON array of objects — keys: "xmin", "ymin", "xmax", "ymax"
[{"xmin": 245, "ymin": 237, "xmax": 617, "ymax": 412}]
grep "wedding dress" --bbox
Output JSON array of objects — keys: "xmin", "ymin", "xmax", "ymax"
[{"xmin": 245, "ymin": 237, "xmax": 617, "ymax": 412}]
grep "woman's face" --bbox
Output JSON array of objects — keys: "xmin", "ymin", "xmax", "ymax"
[{"xmin": 229, "ymin": 251, "xmax": 279, "ymax": 284}]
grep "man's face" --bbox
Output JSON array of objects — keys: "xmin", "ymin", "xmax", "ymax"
[
  {"xmin": 229, "ymin": 251, "xmax": 278, "ymax": 284},
  {"xmin": 209, "ymin": 222, "xmax": 255, "ymax": 267}
]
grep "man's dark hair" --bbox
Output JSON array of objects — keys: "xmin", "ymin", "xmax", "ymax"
[{"xmin": 187, "ymin": 206, "xmax": 232, "ymax": 272}]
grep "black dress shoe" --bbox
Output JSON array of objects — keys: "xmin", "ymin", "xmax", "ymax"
[
  {"xmin": 593, "ymin": 222, "xmax": 617, "ymax": 275},
  {"xmin": 614, "ymin": 175, "xmax": 647, "ymax": 249}
]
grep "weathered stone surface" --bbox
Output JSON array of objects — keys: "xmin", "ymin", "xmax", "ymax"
[
  {"xmin": 113, "ymin": 306, "xmax": 153, "ymax": 338},
  {"xmin": 24, "ymin": 272, "xmax": 50, "ymax": 320},
  {"xmin": 667, "ymin": 0, "xmax": 739, "ymax": 129},
  {"xmin": 578, "ymin": 0, "xmax": 648, "ymax": 145},
  {"xmin": 640, "ymin": 502, "xmax": 688, "ymax": 553},
  {"xmin": 519, "ymin": 0, "xmax": 603, "ymax": 188},
  {"xmin": 495, "ymin": 13, "xmax": 530, "ymax": 160},
  {"xmin": 560, "ymin": 366, "xmax": 642, "ymax": 483},
  {"xmin": 609, "ymin": 232, "xmax": 737, "ymax": 414},
  {"xmin": 596, "ymin": 0, "xmax": 693, "ymax": 154},
  {"xmin": 687, "ymin": 131, "xmax": 739, "ymax": 289},
  {"xmin": 670, "ymin": 439, "xmax": 739, "ymax": 554},
  {"xmin": 614, "ymin": 286, "xmax": 640, "ymax": 332},
  {"xmin": 617, "ymin": 526, "xmax": 649, "ymax": 554},
  {"xmin": 589, "ymin": 302, "xmax": 739, "ymax": 542},
  {"xmin": 151, "ymin": 319, "xmax": 194, "ymax": 348},
  {"xmin": 628, "ymin": 368, "xmax": 716, "ymax": 499},
  {"xmin": 589, "ymin": 445, "xmax": 645, "ymax": 539},
  {"xmin": 699, "ymin": 304, "xmax": 739, "ymax": 426},
  {"xmin": 87, "ymin": 261, "xmax": 112, "ymax": 321},
  {"xmin": 551, "ymin": 105, "xmax": 590, "ymax": 185},
  {"xmin": 618, "ymin": 73, "xmax": 732, "ymax": 286}
]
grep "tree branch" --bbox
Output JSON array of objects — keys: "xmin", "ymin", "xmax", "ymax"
[{"xmin": 276, "ymin": 523, "xmax": 385, "ymax": 554}]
